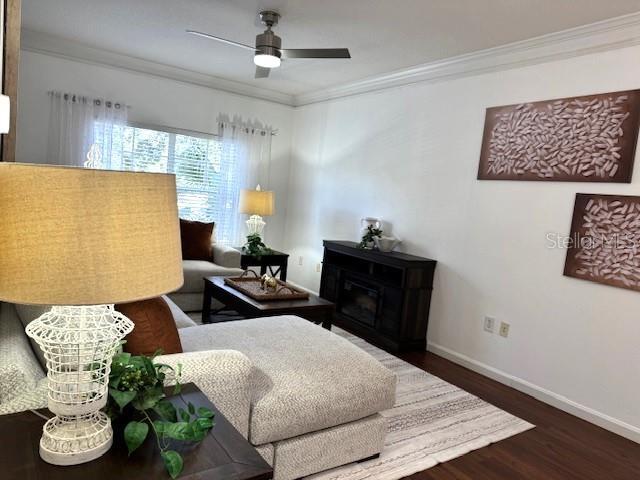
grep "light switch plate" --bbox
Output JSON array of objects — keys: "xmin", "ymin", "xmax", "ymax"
[
  {"xmin": 484, "ymin": 316, "xmax": 495, "ymax": 333},
  {"xmin": 499, "ymin": 321, "xmax": 510, "ymax": 338}
]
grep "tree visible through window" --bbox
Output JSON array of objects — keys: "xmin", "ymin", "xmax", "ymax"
[{"xmin": 94, "ymin": 123, "xmax": 240, "ymax": 244}]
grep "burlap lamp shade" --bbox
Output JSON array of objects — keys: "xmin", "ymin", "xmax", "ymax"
[
  {"xmin": 0, "ymin": 163, "xmax": 183, "ymax": 305},
  {"xmin": 238, "ymin": 185, "xmax": 274, "ymax": 236},
  {"xmin": 239, "ymin": 187, "xmax": 274, "ymax": 217}
]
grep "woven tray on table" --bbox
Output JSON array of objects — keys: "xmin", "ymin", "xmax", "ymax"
[{"xmin": 224, "ymin": 273, "xmax": 310, "ymax": 301}]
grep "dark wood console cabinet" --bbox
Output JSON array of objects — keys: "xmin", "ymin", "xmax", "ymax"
[{"xmin": 320, "ymin": 240, "xmax": 436, "ymax": 352}]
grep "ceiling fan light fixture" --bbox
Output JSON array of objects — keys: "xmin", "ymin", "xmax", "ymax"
[
  {"xmin": 187, "ymin": 9, "xmax": 350, "ymax": 78},
  {"xmin": 254, "ymin": 53, "xmax": 281, "ymax": 69}
]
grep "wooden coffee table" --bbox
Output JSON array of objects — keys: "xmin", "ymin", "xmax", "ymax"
[
  {"xmin": 1, "ymin": 383, "xmax": 272, "ymax": 480},
  {"xmin": 202, "ymin": 276, "xmax": 335, "ymax": 329}
]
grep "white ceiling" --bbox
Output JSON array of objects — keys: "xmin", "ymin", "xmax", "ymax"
[{"xmin": 22, "ymin": 0, "xmax": 640, "ymax": 97}]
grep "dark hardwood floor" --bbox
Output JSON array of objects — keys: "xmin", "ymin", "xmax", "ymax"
[{"xmin": 396, "ymin": 350, "xmax": 640, "ymax": 480}]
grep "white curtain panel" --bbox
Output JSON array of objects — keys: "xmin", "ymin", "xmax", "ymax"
[
  {"xmin": 46, "ymin": 92, "xmax": 127, "ymax": 167},
  {"xmin": 218, "ymin": 120, "xmax": 273, "ymax": 244}
]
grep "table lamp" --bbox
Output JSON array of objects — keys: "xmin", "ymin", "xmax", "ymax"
[
  {"xmin": 238, "ymin": 184, "xmax": 274, "ymax": 235},
  {"xmin": 0, "ymin": 163, "xmax": 183, "ymax": 466}
]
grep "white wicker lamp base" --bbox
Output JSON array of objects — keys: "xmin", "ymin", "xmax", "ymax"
[
  {"xmin": 246, "ymin": 214, "xmax": 266, "ymax": 235},
  {"xmin": 40, "ymin": 412, "xmax": 113, "ymax": 465},
  {"xmin": 26, "ymin": 305, "xmax": 134, "ymax": 466}
]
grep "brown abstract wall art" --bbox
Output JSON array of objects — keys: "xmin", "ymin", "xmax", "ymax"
[
  {"xmin": 478, "ymin": 89, "xmax": 640, "ymax": 182},
  {"xmin": 565, "ymin": 193, "xmax": 640, "ymax": 292}
]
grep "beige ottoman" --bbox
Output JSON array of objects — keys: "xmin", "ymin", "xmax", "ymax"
[{"xmin": 179, "ymin": 315, "xmax": 397, "ymax": 480}]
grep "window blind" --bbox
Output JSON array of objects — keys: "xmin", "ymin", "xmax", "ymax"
[{"xmin": 94, "ymin": 123, "xmax": 242, "ymax": 245}]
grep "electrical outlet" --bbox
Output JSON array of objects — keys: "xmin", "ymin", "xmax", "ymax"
[
  {"xmin": 298, "ymin": 256, "xmax": 303, "ymax": 266},
  {"xmin": 483, "ymin": 316, "xmax": 495, "ymax": 333},
  {"xmin": 316, "ymin": 263, "xmax": 322, "ymax": 273},
  {"xmin": 499, "ymin": 321, "xmax": 510, "ymax": 338}
]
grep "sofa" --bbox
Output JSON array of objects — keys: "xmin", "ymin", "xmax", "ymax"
[
  {"xmin": 168, "ymin": 243, "xmax": 245, "ymax": 312},
  {"xmin": 0, "ymin": 297, "xmax": 397, "ymax": 480}
]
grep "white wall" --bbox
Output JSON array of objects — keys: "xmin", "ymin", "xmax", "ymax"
[
  {"xmin": 285, "ymin": 45, "xmax": 640, "ymax": 440},
  {"xmin": 16, "ymin": 50, "xmax": 294, "ymax": 250},
  {"xmin": 17, "ymin": 43, "xmax": 640, "ymax": 442}
]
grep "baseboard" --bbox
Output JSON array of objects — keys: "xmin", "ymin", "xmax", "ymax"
[{"xmin": 427, "ymin": 341, "xmax": 640, "ymax": 444}]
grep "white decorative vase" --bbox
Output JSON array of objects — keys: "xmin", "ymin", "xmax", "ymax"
[
  {"xmin": 360, "ymin": 217, "xmax": 381, "ymax": 236},
  {"xmin": 360, "ymin": 217, "xmax": 382, "ymax": 248},
  {"xmin": 374, "ymin": 236, "xmax": 401, "ymax": 252}
]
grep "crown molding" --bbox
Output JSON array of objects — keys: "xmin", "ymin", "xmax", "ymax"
[
  {"xmin": 293, "ymin": 12, "xmax": 640, "ymax": 106},
  {"xmin": 21, "ymin": 29, "xmax": 296, "ymax": 107},
  {"xmin": 22, "ymin": 12, "xmax": 640, "ymax": 109}
]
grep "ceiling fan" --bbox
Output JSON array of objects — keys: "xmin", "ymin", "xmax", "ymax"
[{"xmin": 187, "ymin": 10, "xmax": 351, "ymax": 79}]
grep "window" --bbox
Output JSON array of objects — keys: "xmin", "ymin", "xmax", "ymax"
[{"xmin": 94, "ymin": 122, "xmax": 243, "ymax": 245}]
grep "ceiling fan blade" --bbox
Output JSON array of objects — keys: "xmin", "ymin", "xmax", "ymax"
[
  {"xmin": 186, "ymin": 30, "xmax": 256, "ymax": 52},
  {"xmin": 280, "ymin": 48, "xmax": 351, "ymax": 59},
  {"xmin": 255, "ymin": 66, "xmax": 271, "ymax": 79}
]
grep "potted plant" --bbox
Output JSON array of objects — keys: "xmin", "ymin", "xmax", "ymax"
[
  {"xmin": 358, "ymin": 224, "xmax": 383, "ymax": 249},
  {"xmin": 106, "ymin": 350, "xmax": 215, "ymax": 479}
]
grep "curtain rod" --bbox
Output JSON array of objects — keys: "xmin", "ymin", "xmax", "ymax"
[
  {"xmin": 47, "ymin": 91, "xmax": 131, "ymax": 109},
  {"xmin": 47, "ymin": 91, "xmax": 278, "ymax": 136},
  {"xmin": 219, "ymin": 123, "xmax": 278, "ymax": 136},
  {"xmin": 128, "ymin": 121, "xmax": 278, "ymax": 139}
]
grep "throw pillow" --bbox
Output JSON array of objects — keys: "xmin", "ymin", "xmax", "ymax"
[
  {"xmin": 14, "ymin": 303, "xmax": 50, "ymax": 370},
  {"xmin": 115, "ymin": 297, "xmax": 183, "ymax": 356},
  {"xmin": 179, "ymin": 219, "xmax": 214, "ymax": 261},
  {"xmin": 0, "ymin": 303, "xmax": 46, "ymax": 405}
]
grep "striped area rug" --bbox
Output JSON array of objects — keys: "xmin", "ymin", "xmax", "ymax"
[{"xmin": 307, "ymin": 328, "xmax": 534, "ymax": 480}]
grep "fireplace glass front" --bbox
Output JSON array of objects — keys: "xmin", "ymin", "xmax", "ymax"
[{"xmin": 339, "ymin": 278, "xmax": 379, "ymax": 327}]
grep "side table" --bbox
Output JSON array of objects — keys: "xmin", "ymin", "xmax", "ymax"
[
  {"xmin": 1, "ymin": 383, "xmax": 272, "ymax": 480},
  {"xmin": 236, "ymin": 248, "xmax": 289, "ymax": 281}
]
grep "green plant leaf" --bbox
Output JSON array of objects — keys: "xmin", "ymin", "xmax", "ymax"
[
  {"xmin": 141, "ymin": 356, "xmax": 157, "ymax": 377},
  {"xmin": 154, "ymin": 363, "xmax": 174, "ymax": 373},
  {"xmin": 153, "ymin": 400, "xmax": 177, "ymax": 422},
  {"xmin": 109, "ymin": 374, "xmax": 123, "ymax": 389},
  {"xmin": 161, "ymin": 450, "xmax": 183, "ymax": 479},
  {"xmin": 132, "ymin": 385, "xmax": 164, "ymax": 411},
  {"xmin": 152, "ymin": 348, "xmax": 165, "ymax": 358},
  {"xmin": 162, "ymin": 422, "xmax": 191, "ymax": 441},
  {"xmin": 188, "ymin": 422, "xmax": 207, "ymax": 442},
  {"xmin": 153, "ymin": 420, "xmax": 167, "ymax": 435},
  {"xmin": 195, "ymin": 417, "xmax": 214, "ymax": 430},
  {"xmin": 197, "ymin": 407, "xmax": 214, "ymax": 419},
  {"xmin": 187, "ymin": 402, "xmax": 195, "ymax": 415},
  {"xmin": 179, "ymin": 408, "xmax": 190, "ymax": 423},
  {"xmin": 112, "ymin": 352, "xmax": 131, "ymax": 366},
  {"xmin": 173, "ymin": 382, "xmax": 182, "ymax": 395},
  {"xmin": 124, "ymin": 421, "xmax": 148, "ymax": 456},
  {"xmin": 109, "ymin": 388, "xmax": 137, "ymax": 410}
]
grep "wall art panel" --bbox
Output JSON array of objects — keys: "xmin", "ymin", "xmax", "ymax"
[
  {"xmin": 565, "ymin": 193, "xmax": 640, "ymax": 291},
  {"xmin": 478, "ymin": 89, "xmax": 640, "ymax": 182}
]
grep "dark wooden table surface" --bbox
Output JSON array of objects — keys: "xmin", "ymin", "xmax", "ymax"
[
  {"xmin": 1, "ymin": 383, "xmax": 273, "ymax": 480},
  {"xmin": 202, "ymin": 276, "xmax": 335, "ymax": 329},
  {"xmin": 235, "ymin": 248, "xmax": 289, "ymax": 280}
]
